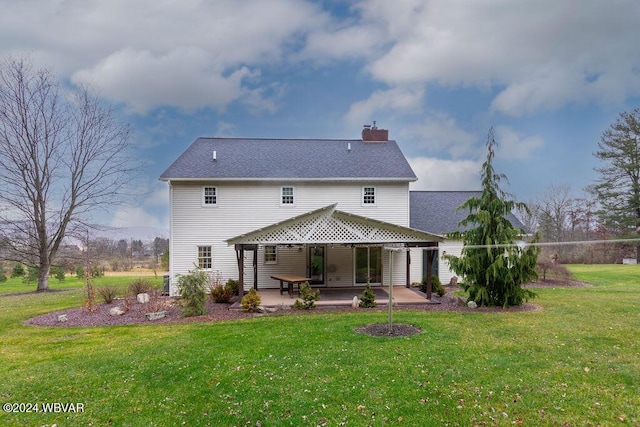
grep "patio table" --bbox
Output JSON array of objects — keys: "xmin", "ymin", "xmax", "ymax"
[{"xmin": 271, "ymin": 274, "xmax": 311, "ymax": 298}]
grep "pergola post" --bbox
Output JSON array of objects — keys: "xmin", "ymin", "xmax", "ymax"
[
  {"xmin": 405, "ymin": 249, "xmax": 411, "ymax": 288},
  {"xmin": 235, "ymin": 244, "xmax": 244, "ymax": 296},
  {"xmin": 252, "ymin": 246, "xmax": 258, "ymax": 290},
  {"xmin": 425, "ymin": 247, "xmax": 434, "ymax": 300}
]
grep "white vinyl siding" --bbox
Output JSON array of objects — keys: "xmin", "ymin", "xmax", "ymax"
[
  {"xmin": 168, "ymin": 180, "xmax": 411, "ymax": 293},
  {"xmin": 409, "ymin": 241, "xmax": 463, "ymax": 286},
  {"xmin": 438, "ymin": 240, "xmax": 463, "ymax": 285},
  {"xmin": 409, "ymin": 248, "xmax": 425, "ymax": 285}
]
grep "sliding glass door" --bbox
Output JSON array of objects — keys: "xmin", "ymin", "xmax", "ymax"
[
  {"xmin": 308, "ymin": 246, "xmax": 325, "ymax": 285},
  {"xmin": 355, "ymin": 246, "xmax": 382, "ymax": 285}
]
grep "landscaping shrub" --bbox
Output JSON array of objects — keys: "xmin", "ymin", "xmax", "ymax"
[
  {"xmin": 128, "ymin": 279, "xmax": 153, "ymax": 296},
  {"xmin": 176, "ymin": 269, "xmax": 207, "ymax": 317},
  {"xmin": 146, "ymin": 289, "xmax": 166, "ymax": 314},
  {"xmin": 420, "ymin": 275, "xmax": 445, "ymax": 297},
  {"xmin": 293, "ymin": 282, "xmax": 320, "ymax": 309},
  {"xmin": 225, "ymin": 278, "xmax": 240, "ymax": 295},
  {"xmin": 82, "ymin": 277, "xmax": 98, "ymax": 312},
  {"xmin": 11, "ymin": 263, "xmax": 25, "ymax": 278},
  {"xmin": 53, "ymin": 266, "xmax": 65, "ymax": 283},
  {"xmin": 0, "ymin": 264, "xmax": 7, "ymax": 282},
  {"xmin": 97, "ymin": 285, "xmax": 119, "ymax": 304},
  {"xmin": 241, "ymin": 288, "xmax": 261, "ymax": 312},
  {"xmin": 210, "ymin": 283, "xmax": 234, "ymax": 303},
  {"xmin": 537, "ymin": 259, "xmax": 574, "ymax": 281},
  {"xmin": 359, "ymin": 283, "xmax": 377, "ymax": 308},
  {"xmin": 22, "ymin": 266, "xmax": 38, "ymax": 284},
  {"xmin": 75, "ymin": 265, "xmax": 85, "ymax": 279}
]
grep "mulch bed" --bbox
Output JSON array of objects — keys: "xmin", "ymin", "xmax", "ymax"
[{"xmin": 23, "ymin": 278, "xmax": 588, "ymax": 334}]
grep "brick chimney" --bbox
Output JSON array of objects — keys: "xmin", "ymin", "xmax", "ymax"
[{"xmin": 361, "ymin": 121, "xmax": 388, "ymax": 142}]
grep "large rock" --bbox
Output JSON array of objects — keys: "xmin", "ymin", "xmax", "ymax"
[
  {"xmin": 57, "ymin": 314, "xmax": 68, "ymax": 322},
  {"xmin": 467, "ymin": 301, "xmax": 478, "ymax": 309},
  {"xmin": 137, "ymin": 293, "xmax": 150, "ymax": 304},
  {"xmin": 145, "ymin": 311, "xmax": 166, "ymax": 321},
  {"xmin": 110, "ymin": 307, "xmax": 125, "ymax": 316}
]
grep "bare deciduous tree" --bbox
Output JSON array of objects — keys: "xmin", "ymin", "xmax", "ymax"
[
  {"xmin": 0, "ymin": 57, "xmax": 135, "ymax": 291},
  {"xmin": 536, "ymin": 184, "xmax": 574, "ymax": 261}
]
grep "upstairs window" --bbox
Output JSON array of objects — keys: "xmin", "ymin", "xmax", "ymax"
[
  {"xmin": 197, "ymin": 246, "xmax": 212, "ymax": 269},
  {"xmin": 362, "ymin": 186, "xmax": 376, "ymax": 205},
  {"xmin": 281, "ymin": 186, "xmax": 295, "ymax": 205},
  {"xmin": 203, "ymin": 187, "xmax": 217, "ymax": 206}
]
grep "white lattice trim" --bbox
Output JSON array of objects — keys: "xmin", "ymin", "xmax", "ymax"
[{"xmin": 226, "ymin": 204, "xmax": 443, "ymax": 245}]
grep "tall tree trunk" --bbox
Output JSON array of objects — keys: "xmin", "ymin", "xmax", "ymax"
[{"xmin": 37, "ymin": 262, "xmax": 50, "ymax": 292}]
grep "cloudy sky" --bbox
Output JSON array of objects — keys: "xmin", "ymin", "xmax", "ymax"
[{"xmin": 2, "ymin": 0, "xmax": 639, "ymax": 229}]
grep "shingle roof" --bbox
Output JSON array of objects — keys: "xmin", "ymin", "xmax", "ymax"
[
  {"xmin": 160, "ymin": 137, "xmax": 417, "ymax": 181},
  {"xmin": 410, "ymin": 191, "xmax": 528, "ymax": 235}
]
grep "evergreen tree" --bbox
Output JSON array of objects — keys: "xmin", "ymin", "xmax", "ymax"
[
  {"xmin": 445, "ymin": 128, "xmax": 539, "ymax": 307},
  {"xmin": 590, "ymin": 108, "xmax": 640, "ymax": 261}
]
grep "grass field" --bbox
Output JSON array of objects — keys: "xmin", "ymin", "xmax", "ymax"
[{"xmin": 0, "ymin": 265, "xmax": 639, "ymax": 426}]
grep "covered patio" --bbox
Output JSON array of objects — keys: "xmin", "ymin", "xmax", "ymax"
[
  {"xmin": 226, "ymin": 204, "xmax": 444, "ymax": 299},
  {"xmin": 256, "ymin": 285, "xmax": 431, "ymax": 307}
]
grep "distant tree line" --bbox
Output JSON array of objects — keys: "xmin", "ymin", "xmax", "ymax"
[
  {"xmin": 520, "ymin": 108, "xmax": 640, "ymax": 265},
  {"xmin": 0, "ymin": 236, "xmax": 169, "ymax": 277},
  {"xmin": 521, "ymin": 183, "xmax": 636, "ymax": 265}
]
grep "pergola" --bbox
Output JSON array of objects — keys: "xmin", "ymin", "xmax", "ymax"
[{"xmin": 226, "ymin": 204, "xmax": 444, "ymax": 297}]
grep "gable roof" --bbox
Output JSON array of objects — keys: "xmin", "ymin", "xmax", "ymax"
[
  {"xmin": 226, "ymin": 204, "xmax": 443, "ymax": 245},
  {"xmin": 410, "ymin": 191, "xmax": 528, "ymax": 235},
  {"xmin": 160, "ymin": 137, "xmax": 417, "ymax": 181}
]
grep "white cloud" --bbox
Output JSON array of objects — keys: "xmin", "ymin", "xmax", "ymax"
[
  {"xmin": 110, "ymin": 206, "xmax": 166, "ymax": 229},
  {"xmin": 408, "ymin": 157, "xmax": 481, "ymax": 191},
  {"xmin": 2, "ymin": 0, "xmax": 639, "ymax": 116},
  {"xmin": 0, "ymin": 0, "xmax": 327, "ymax": 113},
  {"xmin": 108, "ymin": 181, "xmax": 168, "ymax": 228},
  {"xmin": 72, "ymin": 48, "xmax": 255, "ymax": 114},
  {"xmin": 144, "ymin": 184, "xmax": 169, "ymax": 208},
  {"xmin": 345, "ymin": 86, "xmax": 424, "ymax": 127},
  {"xmin": 216, "ymin": 121, "xmax": 237, "ymax": 137},
  {"xmin": 303, "ymin": 24, "xmax": 384, "ymax": 61},
  {"xmin": 401, "ymin": 112, "xmax": 477, "ymax": 158},
  {"xmin": 359, "ymin": 0, "xmax": 640, "ymax": 115},
  {"xmin": 494, "ymin": 126, "xmax": 544, "ymax": 160}
]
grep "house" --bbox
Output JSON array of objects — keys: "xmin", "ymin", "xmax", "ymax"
[
  {"xmin": 159, "ymin": 126, "xmax": 444, "ymax": 296},
  {"xmin": 409, "ymin": 191, "xmax": 528, "ymax": 285}
]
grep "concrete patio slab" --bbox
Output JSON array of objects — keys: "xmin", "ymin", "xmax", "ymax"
[{"xmin": 252, "ymin": 286, "xmax": 429, "ymax": 307}]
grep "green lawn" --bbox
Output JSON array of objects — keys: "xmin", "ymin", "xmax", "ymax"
[{"xmin": 0, "ymin": 265, "xmax": 639, "ymax": 426}]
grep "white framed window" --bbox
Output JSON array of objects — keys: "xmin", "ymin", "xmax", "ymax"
[
  {"xmin": 281, "ymin": 186, "xmax": 295, "ymax": 205},
  {"xmin": 202, "ymin": 187, "xmax": 217, "ymax": 206},
  {"xmin": 362, "ymin": 186, "xmax": 376, "ymax": 205},
  {"xmin": 197, "ymin": 246, "xmax": 212, "ymax": 269},
  {"xmin": 264, "ymin": 245, "xmax": 277, "ymax": 264}
]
